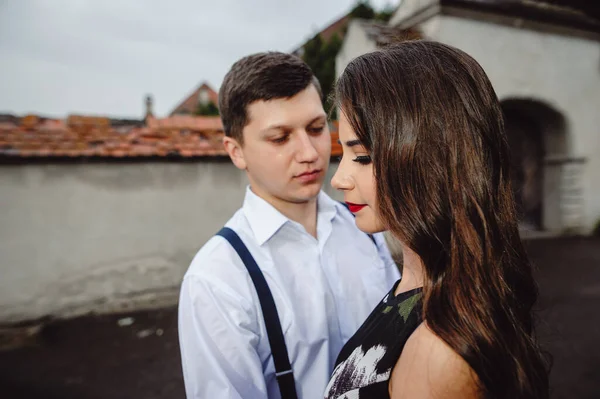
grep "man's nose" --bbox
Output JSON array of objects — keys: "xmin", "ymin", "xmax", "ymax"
[{"xmin": 296, "ymin": 132, "xmax": 319, "ymax": 163}]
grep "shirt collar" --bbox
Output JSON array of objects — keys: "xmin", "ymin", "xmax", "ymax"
[
  {"xmin": 242, "ymin": 186, "xmax": 340, "ymax": 246},
  {"xmin": 242, "ymin": 187, "xmax": 289, "ymax": 246},
  {"xmin": 316, "ymin": 190, "xmax": 338, "ymax": 224}
]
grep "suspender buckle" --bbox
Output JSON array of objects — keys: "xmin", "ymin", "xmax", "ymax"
[{"xmin": 275, "ymin": 369, "xmax": 293, "ymax": 377}]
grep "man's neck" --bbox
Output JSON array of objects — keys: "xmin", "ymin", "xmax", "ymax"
[
  {"xmin": 251, "ymin": 187, "xmax": 319, "ymax": 238},
  {"xmin": 277, "ymin": 198, "xmax": 318, "ymax": 238}
]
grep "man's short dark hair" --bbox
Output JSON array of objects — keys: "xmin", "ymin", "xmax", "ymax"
[{"xmin": 218, "ymin": 52, "xmax": 322, "ymax": 143}]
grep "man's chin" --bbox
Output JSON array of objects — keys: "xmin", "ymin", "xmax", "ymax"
[{"xmin": 288, "ymin": 185, "xmax": 322, "ymax": 203}]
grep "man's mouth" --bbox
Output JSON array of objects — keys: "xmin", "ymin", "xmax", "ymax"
[{"xmin": 295, "ymin": 169, "xmax": 322, "ymax": 183}]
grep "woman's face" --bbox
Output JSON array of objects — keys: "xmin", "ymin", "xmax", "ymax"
[{"xmin": 331, "ymin": 111, "xmax": 385, "ymax": 234}]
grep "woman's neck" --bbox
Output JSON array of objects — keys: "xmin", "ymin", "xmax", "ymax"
[{"xmin": 396, "ymin": 245, "xmax": 424, "ymax": 295}]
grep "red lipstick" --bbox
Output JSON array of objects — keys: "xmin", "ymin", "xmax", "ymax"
[{"xmin": 345, "ymin": 202, "xmax": 366, "ymax": 213}]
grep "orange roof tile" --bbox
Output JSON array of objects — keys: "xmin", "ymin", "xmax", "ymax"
[
  {"xmin": 170, "ymin": 82, "xmax": 219, "ymax": 116},
  {"xmin": 0, "ymin": 114, "xmax": 229, "ymax": 160},
  {"xmin": 146, "ymin": 115, "xmax": 223, "ymax": 131},
  {"xmin": 0, "ymin": 113, "xmax": 340, "ymax": 160}
]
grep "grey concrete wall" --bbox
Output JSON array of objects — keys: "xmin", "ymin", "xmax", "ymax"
[{"xmin": 0, "ymin": 161, "xmax": 346, "ymax": 322}]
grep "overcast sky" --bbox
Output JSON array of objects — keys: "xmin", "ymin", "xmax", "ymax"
[{"xmin": 0, "ymin": 0, "xmax": 397, "ymax": 118}]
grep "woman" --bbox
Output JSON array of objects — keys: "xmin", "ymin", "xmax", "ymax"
[{"xmin": 325, "ymin": 41, "xmax": 549, "ymax": 399}]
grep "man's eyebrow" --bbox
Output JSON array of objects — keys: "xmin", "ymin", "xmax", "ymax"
[
  {"xmin": 262, "ymin": 124, "xmax": 287, "ymax": 133},
  {"xmin": 262, "ymin": 115, "xmax": 327, "ymax": 133},
  {"xmin": 307, "ymin": 115, "xmax": 327, "ymax": 124}
]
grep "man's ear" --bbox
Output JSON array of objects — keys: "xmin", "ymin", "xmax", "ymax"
[{"xmin": 223, "ymin": 136, "xmax": 247, "ymax": 170}]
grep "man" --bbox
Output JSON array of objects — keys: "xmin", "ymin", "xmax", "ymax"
[{"xmin": 178, "ymin": 52, "xmax": 400, "ymax": 399}]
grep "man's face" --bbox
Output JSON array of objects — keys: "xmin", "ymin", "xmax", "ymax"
[{"xmin": 224, "ymin": 84, "xmax": 331, "ymax": 207}]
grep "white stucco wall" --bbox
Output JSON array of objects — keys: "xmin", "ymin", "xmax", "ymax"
[
  {"xmin": 422, "ymin": 15, "xmax": 600, "ymax": 232},
  {"xmin": 0, "ymin": 161, "xmax": 344, "ymax": 322},
  {"xmin": 336, "ymin": 20, "xmax": 379, "ymax": 80},
  {"xmin": 336, "ymin": 11, "xmax": 600, "ymax": 233},
  {"xmin": 389, "ymin": 0, "xmax": 438, "ymax": 27}
]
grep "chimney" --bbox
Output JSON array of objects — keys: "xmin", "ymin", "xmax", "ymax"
[{"xmin": 145, "ymin": 94, "xmax": 154, "ymax": 119}]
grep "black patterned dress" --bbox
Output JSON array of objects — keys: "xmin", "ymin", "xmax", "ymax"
[{"xmin": 324, "ymin": 280, "xmax": 423, "ymax": 399}]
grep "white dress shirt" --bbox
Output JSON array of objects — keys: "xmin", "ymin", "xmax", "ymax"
[{"xmin": 178, "ymin": 187, "xmax": 400, "ymax": 399}]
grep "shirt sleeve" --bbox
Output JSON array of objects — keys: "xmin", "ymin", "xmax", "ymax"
[{"xmin": 178, "ymin": 273, "xmax": 269, "ymax": 399}]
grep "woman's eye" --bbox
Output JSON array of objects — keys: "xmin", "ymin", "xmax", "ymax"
[{"xmin": 352, "ymin": 155, "xmax": 372, "ymax": 165}]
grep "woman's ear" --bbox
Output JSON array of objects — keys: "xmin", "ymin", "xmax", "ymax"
[{"xmin": 223, "ymin": 136, "xmax": 247, "ymax": 170}]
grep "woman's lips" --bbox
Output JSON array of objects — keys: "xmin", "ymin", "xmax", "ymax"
[{"xmin": 346, "ymin": 202, "xmax": 367, "ymax": 213}]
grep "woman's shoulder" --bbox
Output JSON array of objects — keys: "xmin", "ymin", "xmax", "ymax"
[{"xmin": 389, "ymin": 322, "xmax": 481, "ymax": 398}]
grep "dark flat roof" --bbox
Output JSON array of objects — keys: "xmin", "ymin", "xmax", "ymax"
[{"xmin": 443, "ymin": 0, "xmax": 600, "ymax": 33}]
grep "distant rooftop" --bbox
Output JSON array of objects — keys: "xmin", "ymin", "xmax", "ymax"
[
  {"xmin": 0, "ymin": 114, "xmax": 226, "ymax": 161},
  {"xmin": 441, "ymin": 0, "xmax": 600, "ymax": 34},
  {"xmin": 0, "ymin": 114, "xmax": 342, "ymax": 162}
]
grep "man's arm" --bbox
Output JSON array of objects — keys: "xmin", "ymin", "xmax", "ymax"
[{"xmin": 178, "ymin": 274, "xmax": 268, "ymax": 399}]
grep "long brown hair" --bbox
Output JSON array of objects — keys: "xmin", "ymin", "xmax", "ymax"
[{"xmin": 335, "ymin": 41, "xmax": 549, "ymax": 398}]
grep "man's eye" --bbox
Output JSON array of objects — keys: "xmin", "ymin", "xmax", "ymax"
[
  {"xmin": 271, "ymin": 135, "xmax": 289, "ymax": 143},
  {"xmin": 352, "ymin": 155, "xmax": 372, "ymax": 165},
  {"xmin": 308, "ymin": 126, "xmax": 325, "ymax": 134}
]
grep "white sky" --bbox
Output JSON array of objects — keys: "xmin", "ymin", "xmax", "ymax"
[{"xmin": 0, "ymin": 0, "xmax": 397, "ymax": 118}]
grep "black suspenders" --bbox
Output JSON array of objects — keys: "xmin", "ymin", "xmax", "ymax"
[
  {"xmin": 216, "ymin": 227, "xmax": 298, "ymax": 399},
  {"xmin": 215, "ymin": 205, "xmax": 377, "ymax": 399}
]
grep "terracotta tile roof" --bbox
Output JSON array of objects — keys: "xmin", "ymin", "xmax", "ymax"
[
  {"xmin": 169, "ymin": 82, "xmax": 219, "ymax": 116},
  {"xmin": 146, "ymin": 115, "xmax": 222, "ymax": 131},
  {"xmin": 0, "ymin": 114, "xmax": 343, "ymax": 161},
  {"xmin": 319, "ymin": 15, "xmax": 350, "ymax": 43},
  {"xmin": 0, "ymin": 114, "xmax": 227, "ymax": 160},
  {"xmin": 292, "ymin": 14, "xmax": 350, "ymax": 55}
]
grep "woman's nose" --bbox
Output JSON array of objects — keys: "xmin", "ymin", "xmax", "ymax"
[{"xmin": 331, "ymin": 163, "xmax": 353, "ymax": 191}]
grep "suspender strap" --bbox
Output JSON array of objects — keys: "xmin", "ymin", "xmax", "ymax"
[{"xmin": 216, "ymin": 227, "xmax": 298, "ymax": 399}]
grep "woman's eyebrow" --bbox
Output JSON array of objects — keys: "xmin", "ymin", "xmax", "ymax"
[{"xmin": 344, "ymin": 139, "xmax": 362, "ymax": 147}]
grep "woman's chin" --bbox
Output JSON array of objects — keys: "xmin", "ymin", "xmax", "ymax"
[{"xmin": 355, "ymin": 217, "xmax": 386, "ymax": 235}]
